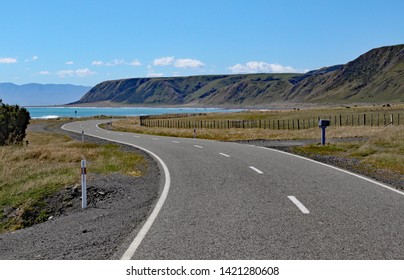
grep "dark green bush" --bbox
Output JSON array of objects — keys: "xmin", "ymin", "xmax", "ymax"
[{"xmin": 0, "ymin": 99, "xmax": 30, "ymax": 145}]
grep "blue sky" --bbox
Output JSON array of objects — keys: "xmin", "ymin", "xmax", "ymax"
[{"xmin": 1, "ymin": 0, "xmax": 403, "ymax": 86}]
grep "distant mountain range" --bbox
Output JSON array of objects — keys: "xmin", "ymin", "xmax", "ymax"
[
  {"xmin": 0, "ymin": 83, "xmax": 92, "ymax": 106},
  {"xmin": 74, "ymin": 44, "xmax": 403, "ymax": 106}
]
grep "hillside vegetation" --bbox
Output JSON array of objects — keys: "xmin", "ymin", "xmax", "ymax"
[{"xmin": 74, "ymin": 44, "xmax": 404, "ymax": 106}]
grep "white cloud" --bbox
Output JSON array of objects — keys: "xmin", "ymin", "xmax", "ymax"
[
  {"xmin": 228, "ymin": 61, "xmax": 299, "ymax": 73},
  {"xmin": 92, "ymin": 59, "xmax": 140, "ymax": 67},
  {"xmin": 24, "ymin": 56, "xmax": 39, "ymax": 63},
  {"xmin": 129, "ymin": 59, "xmax": 142, "ymax": 66},
  {"xmin": 39, "ymin": 70, "xmax": 51, "ymax": 75},
  {"xmin": 154, "ymin": 56, "xmax": 175, "ymax": 66},
  {"xmin": 147, "ymin": 72, "xmax": 164, "ymax": 77},
  {"xmin": 153, "ymin": 56, "xmax": 205, "ymax": 68},
  {"xmin": 0, "ymin": 57, "xmax": 17, "ymax": 64},
  {"xmin": 174, "ymin": 58, "xmax": 205, "ymax": 68},
  {"xmin": 57, "ymin": 68, "xmax": 95, "ymax": 78},
  {"xmin": 65, "ymin": 61, "xmax": 74, "ymax": 65},
  {"xmin": 92, "ymin": 60, "xmax": 104, "ymax": 66},
  {"xmin": 105, "ymin": 59, "xmax": 125, "ymax": 66}
]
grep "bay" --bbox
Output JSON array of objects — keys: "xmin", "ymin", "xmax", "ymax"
[{"xmin": 27, "ymin": 107, "xmax": 242, "ymax": 119}]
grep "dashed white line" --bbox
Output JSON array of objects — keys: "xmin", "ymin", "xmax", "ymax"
[
  {"xmin": 249, "ymin": 166, "xmax": 263, "ymax": 174},
  {"xmin": 194, "ymin": 145, "xmax": 203, "ymax": 149},
  {"xmin": 152, "ymin": 138, "xmax": 159, "ymax": 141},
  {"xmin": 219, "ymin": 153, "xmax": 230, "ymax": 158},
  {"xmin": 172, "ymin": 141, "xmax": 180, "ymax": 144},
  {"xmin": 118, "ymin": 133, "xmax": 124, "ymax": 136},
  {"xmin": 288, "ymin": 196, "xmax": 310, "ymax": 214},
  {"xmin": 133, "ymin": 135, "xmax": 140, "ymax": 138}
]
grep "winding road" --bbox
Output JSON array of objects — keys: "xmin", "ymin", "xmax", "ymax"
[{"xmin": 62, "ymin": 119, "xmax": 404, "ymax": 260}]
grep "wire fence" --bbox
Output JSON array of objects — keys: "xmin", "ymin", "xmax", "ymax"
[{"xmin": 139, "ymin": 112, "xmax": 403, "ymax": 130}]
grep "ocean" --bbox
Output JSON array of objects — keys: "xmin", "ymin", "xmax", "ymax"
[{"xmin": 27, "ymin": 107, "xmax": 242, "ymax": 119}]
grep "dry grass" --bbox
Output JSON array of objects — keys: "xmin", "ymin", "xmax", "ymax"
[
  {"xmin": 107, "ymin": 118, "xmax": 395, "ymax": 141},
  {"xmin": 0, "ymin": 131, "xmax": 145, "ymax": 232},
  {"xmin": 293, "ymin": 126, "xmax": 404, "ymax": 174},
  {"xmin": 106, "ymin": 105, "xmax": 404, "ymax": 178}
]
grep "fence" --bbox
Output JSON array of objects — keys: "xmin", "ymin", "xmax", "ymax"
[{"xmin": 139, "ymin": 112, "xmax": 403, "ymax": 130}]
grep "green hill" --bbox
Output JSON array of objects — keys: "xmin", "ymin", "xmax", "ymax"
[{"xmin": 74, "ymin": 44, "xmax": 404, "ymax": 106}]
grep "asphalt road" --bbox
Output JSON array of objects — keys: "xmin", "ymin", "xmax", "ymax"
[{"xmin": 62, "ymin": 120, "xmax": 404, "ymax": 259}]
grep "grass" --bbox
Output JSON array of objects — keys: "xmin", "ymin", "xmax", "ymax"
[
  {"xmin": 104, "ymin": 104, "xmax": 404, "ymax": 179},
  {"xmin": 0, "ymin": 130, "xmax": 145, "ymax": 233}
]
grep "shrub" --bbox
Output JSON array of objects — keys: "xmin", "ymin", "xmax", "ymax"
[{"xmin": 0, "ymin": 99, "xmax": 31, "ymax": 145}]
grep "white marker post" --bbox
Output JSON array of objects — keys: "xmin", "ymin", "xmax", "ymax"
[
  {"xmin": 81, "ymin": 130, "xmax": 84, "ymax": 143},
  {"xmin": 81, "ymin": 160, "xmax": 87, "ymax": 209}
]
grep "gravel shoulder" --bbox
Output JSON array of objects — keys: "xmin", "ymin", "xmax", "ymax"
[{"xmin": 0, "ymin": 121, "xmax": 162, "ymax": 260}]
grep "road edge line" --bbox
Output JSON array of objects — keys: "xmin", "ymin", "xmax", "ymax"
[
  {"xmin": 257, "ymin": 146, "xmax": 404, "ymax": 197},
  {"xmin": 62, "ymin": 122, "xmax": 171, "ymax": 260}
]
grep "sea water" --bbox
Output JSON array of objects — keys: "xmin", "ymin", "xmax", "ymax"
[{"xmin": 27, "ymin": 107, "xmax": 242, "ymax": 119}]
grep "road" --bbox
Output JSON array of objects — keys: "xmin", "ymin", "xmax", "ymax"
[{"xmin": 62, "ymin": 119, "xmax": 404, "ymax": 259}]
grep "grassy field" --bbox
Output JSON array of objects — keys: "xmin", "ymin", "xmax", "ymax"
[
  {"xmin": 0, "ymin": 129, "xmax": 145, "ymax": 233},
  {"xmin": 104, "ymin": 104, "xmax": 404, "ymax": 180}
]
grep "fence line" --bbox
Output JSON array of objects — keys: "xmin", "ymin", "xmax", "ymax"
[{"xmin": 139, "ymin": 112, "xmax": 403, "ymax": 130}]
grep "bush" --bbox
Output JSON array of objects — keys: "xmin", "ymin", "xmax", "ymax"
[{"xmin": 0, "ymin": 99, "xmax": 30, "ymax": 145}]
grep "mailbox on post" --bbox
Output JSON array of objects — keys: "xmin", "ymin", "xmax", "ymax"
[{"xmin": 318, "ymin": 119, "xmax": 330, "ymax": 145}]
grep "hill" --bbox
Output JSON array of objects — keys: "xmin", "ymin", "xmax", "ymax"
[
  {"xmin": 74, "ymin": 44, "xmax": 404, "ymax": 106},
  {"xmin": 0, "ymin": 83, "xmax": 92, "ymax": 106}
]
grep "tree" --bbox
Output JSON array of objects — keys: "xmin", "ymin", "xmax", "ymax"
[{"xmin": 0, "ymin": 100, "xmax": 30, "ymax": 145}]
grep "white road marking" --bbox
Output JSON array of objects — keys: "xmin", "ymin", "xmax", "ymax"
[
  {"xmin": 133, "ymin": 135, "xmax": 140, "ymax": 138},
  {"xmin": 288, "ymin": 196, "xmax": 310, "ymax": 214},
  {"xmin": 257, "ymin": 146, "xmax": 404, "ymax": 197},
  {"xmin": 118, "ymin": 133, "xmax": 124, "ymax": 136},
  {"xmin": 219, "ymin": 153, "xmax": 230, "ymax": 158},
  {"xmin": 249, "ymin": 166, "xmax": 263, "ymax": 174},
  {"xmin": 152, "ymin": 138, "xmax": 159, "ymax": 140},
  {"xmin": 63, "ymin": 122, "xmax": 171, "ymax": 260},
  {"xmin": 172, "ymin": 141, "xmax": 180, "ymax": 143},
  {"xmin": 194, "ymin": 145, "xmax": 203, "ymax": 149}
]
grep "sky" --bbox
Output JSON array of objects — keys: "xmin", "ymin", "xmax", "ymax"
[{"xmin": 0, "ymin": 0, "xmax": 403, "ymax": 86}]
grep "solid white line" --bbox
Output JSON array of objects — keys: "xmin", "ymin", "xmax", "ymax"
[
  {"xmin": 288, "ymin": 196, "xmax": 310, "ymax": 214},
  {"xmin": 257, "ymin": 146, "xmax": 404, "ymax": 197},
  {"xmin": 219, "ymin": 153, "xmax": 230, "ymax": 158},
  {"xmin": 194, "ymin": 145, "xmax": 203, "ymax": 149},
  {"xmin": 62, "ymin": 122, "xmax": 171, "ymax": 260},
  {"xmin": 249, "ymin": 166, "xmax": 263, "ymax": 174},
  {"xmin": 172, "ymin": 141, "xmax": 180, "ymax": 143}
]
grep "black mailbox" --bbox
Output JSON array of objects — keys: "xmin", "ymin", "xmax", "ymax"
[{"xmin": 318, "ymin": 119, "xmax": 330, "ymax": 127}]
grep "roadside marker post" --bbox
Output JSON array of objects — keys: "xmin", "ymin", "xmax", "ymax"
[
  {"xmin": 81, "ymin": 160, "xmax": 87, "ymax": 209},
  {"xmin": 81, "ymin": 130, "xmax": 84, "ymax": 143},
  {"xmin": 318, "ymin": 119, "xmax": 330, "ymax": 145}
]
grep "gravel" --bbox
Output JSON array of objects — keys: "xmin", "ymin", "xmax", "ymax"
[{"xmin": 0, "ymin": 121, "xmax": 162, "ymax": 260}]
